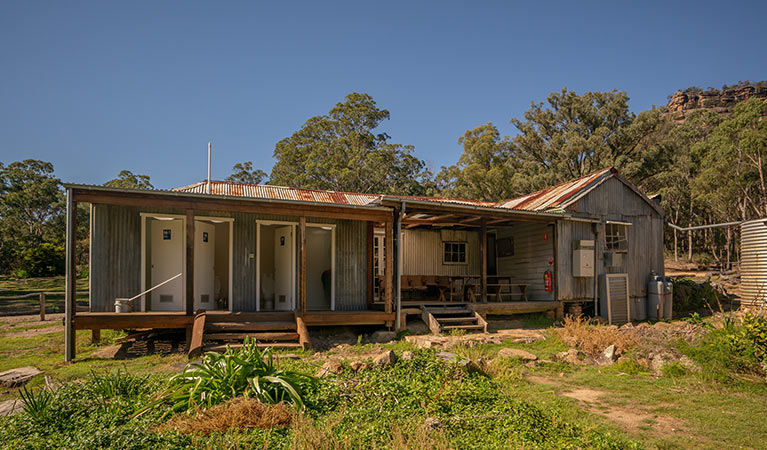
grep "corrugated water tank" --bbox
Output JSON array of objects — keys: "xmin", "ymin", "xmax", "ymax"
[{"xmin": 740, "ymin": 219, "xmax": 767, "ymax": 307}]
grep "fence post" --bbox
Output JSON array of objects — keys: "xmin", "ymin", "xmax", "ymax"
[{"xmin": 39, "ymin": 293, "xmax": 46, "ymax": 321}]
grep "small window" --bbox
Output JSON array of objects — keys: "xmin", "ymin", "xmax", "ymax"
[
  {"xmin": 605, "ymin": 223, "xmax": 628, "ymax": 252},
  {"xmin": 443, "ymin": 241, "xmax": 467, "ymax": 264}
]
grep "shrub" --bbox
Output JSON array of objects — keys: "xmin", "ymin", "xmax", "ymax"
[
  {"xmin": 19, "ymin": 243, "xmax": 65, "ymax": 277},
  {"xmin": 672, "ymin": 277, "xmax": 723, "ymax": 313},
  {"xmin": 141, "ymin": 338, "xmax": 316, "ymax": 417},
  {"xmin": 556, "ymin": 315, "xmax": 637, "ymax": 357}
]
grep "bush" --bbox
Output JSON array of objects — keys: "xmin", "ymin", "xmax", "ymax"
[
  {"xmin": 19, "ymin": 243, "xmax": 65, "ymax": 277},
  {"xmin": 556, "ymin": 315, "xmax": 637, "ymax": 357},
  {"xmin": 141, "ymin": 338, "xmax": 316, "ymax": 417},
  {"xmin": 672, "ymin": 277, "xmax": 723, "ymax": 313}
]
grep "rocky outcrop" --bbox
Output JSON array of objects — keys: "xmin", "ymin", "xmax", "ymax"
[{"xmin": 666, "ymin": 82, "xmax": 767, "ymax": 121}]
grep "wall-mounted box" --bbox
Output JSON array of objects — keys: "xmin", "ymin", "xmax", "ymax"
[
  {"xmin": 604, "ymin": 252, "xmax": 623, "ymax": 267},
  {"xmin": 572, "ymin": 240, "xmax": 595, "ymax": 277}
]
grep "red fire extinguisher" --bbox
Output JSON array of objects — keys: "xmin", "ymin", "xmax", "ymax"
[{"xmin": 544, "ymin": 270, "xmax": 553, "ymax": 292}]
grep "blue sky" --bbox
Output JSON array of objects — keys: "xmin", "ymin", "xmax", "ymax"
[{"xmin": 1, "ymin": 0, "xmax": 765, "ymax": 189}]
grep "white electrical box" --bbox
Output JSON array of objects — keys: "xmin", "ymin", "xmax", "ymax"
[{"xmin": 572, "ymin": 240, "xmax": 595, "ymax": 277}]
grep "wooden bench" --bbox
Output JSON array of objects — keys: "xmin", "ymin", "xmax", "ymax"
[{"xmin": 401, "ymin": 275, "xmax": 453, "ymax": 302}]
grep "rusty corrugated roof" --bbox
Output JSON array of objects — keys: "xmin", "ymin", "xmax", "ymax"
[
  {"xmin": 173, "ymin": 167, "xmax": 626, "ymax": 214},
  {"xmin": 497, "ymin": 167, "xmax": 616, "ymax": 211},
  {"xmin": 173, "ymin": 181, "xmax": 381, "ymax": 206}
]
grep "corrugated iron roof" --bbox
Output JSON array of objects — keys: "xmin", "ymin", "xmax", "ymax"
[
  {"xmin": 497, "ymin": 167, "xmax": 616, "ymax": 211},
  {"xmin": 173, "ymin": 167, "xmax": 627, "ymax": 214},
  {"xmin": 173, "ymin": 181, "xmax": 381, "ymax": 206}
]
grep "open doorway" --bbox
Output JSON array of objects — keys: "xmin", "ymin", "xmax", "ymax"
[
  {"xmin": 306, "ymin": 224, "xmax": 335, "ymax": 310},
  {"xmin": 257, "ymin": 222, "xmax": 296, "ymax": 311},
  {"xmin": 141, "ymin": 214, "xmax": 232, "ymax": 312}
]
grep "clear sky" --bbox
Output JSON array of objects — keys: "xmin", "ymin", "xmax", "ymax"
[{"xmin": 1, "ymin": 0, "xmax": 765, "ymax": 189}]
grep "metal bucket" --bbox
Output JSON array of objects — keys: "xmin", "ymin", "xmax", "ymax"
[{"xmin": 114, "ymin": 298, "xmax": 133, "ymax": 313}]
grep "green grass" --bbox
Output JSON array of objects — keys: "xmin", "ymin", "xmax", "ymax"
[{"xmin": 0, "ymin": 275, "xmax": 89, "ymax": 314}]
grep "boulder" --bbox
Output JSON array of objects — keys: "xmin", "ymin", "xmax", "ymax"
[
  {"xmin": 556, "ymin": 349, "xmax": 593, "ymax": 365},
  {"xmin": 0, "ymin": 367, "xmax": 42, "ymax": 388},
  {"xmin": 401, "ymin": 350, "xmax": 415, "ymax": 361},
  {"xmin": 497, "ymin": 348, "xmax": 538, "ymax": 362},
  {"xmin": 369, "ymin": 331, "xmax": 397, "ymax": 344},
  {"xmin": 596, "ymin": 344, "xmax": 617, "ymax": 366},
  {"xmin": 424, "ymin": 417, "xmax": 442, "ymax": 430},
  {"xmin": 373, "ymin": 350, "xmax": 397, "ymax": 367},
  {"xmin": 436, "ymin": 352, "xmax": 471, "ymax": 367},
  {"xmin": 316, "ymin": 361, "xmax": 344, "ymax": 378},
  {"xmin": 349, "ymin": 361, "xmax": 370, "ymax": 372}
]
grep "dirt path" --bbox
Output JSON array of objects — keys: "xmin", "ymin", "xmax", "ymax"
[
  {"xmin": 526, "ymin": 375, "xmax": 690, "ymax": 440},
  {"xmin": 0, "ymin": 314, "xmax": 64, "ymax": 338}
]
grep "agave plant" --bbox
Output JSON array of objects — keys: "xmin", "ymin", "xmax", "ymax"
[
  {"xmin": 19, "ymin": 385, "xmax": 54, "ymax": 424},
  {"xmin": 138, "ymin": 337, "xmax": 315, "ymax": 417}
]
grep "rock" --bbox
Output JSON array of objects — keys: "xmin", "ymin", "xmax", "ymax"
[
  {"xmin": 0, "ymin": 367, "xmax": 43, "ymax": 388},
  {"xmin": 497, "ymin": 348, "xmax": 538, "ymax": 361},
  {"xmin": 424, "ymin": 417, "xmax": 442, "ymax": 430},
  {"xmin": 373, "ymin": 350, "xmax": 397, "ymax": 367},
  {"xmin": 369, "ymin": 331, "xmax": 397, "ymax": 343},
  {"xmin": 405, "ymin": 335, "xmax": 445, "ymax": 349},
  {"xmin": 0, "ymin": 399, "xmax": 24, "ymax": 417},
  {"xmin": 401, "ymin": 351, "xmax": 415, "ymax": 361},
  {"xmin": 316, "ymin": 361, "xmax": 344, "ymax": 377},
  {"xmin": 556, "ymin": 349, "xmax": 593, "ymax": 365},
  {"xmin": 436, "ymin": 352, "xmax": 471, "ymax": 367},
  {"xmin": 349, "ymin": 361, "xmax": 370, "ymax": 372},
  {"xmin": 596, "ymin": 344, "xmax": 617, "ymax": 366}
]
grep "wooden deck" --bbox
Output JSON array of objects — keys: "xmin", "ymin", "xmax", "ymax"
[
  {"xmin": 400, "ymin": 300, "xmax": 559, "ymax": 316},
  {"xmin": 74, "ymin": 310, "xmax": 397, "ymax": 330}
]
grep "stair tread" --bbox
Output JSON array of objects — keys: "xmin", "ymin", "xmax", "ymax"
[
  {"xmin": 436, "ymin": 317, "xmax": 477, "ymax": 323},
  {"xmin": 206, "ymin": 321, "xmax": 297, "ymax": 331},
  {"xmin": 205, "ymin": 332, "xmax": 300, "ymax": 341},
  {"xmin": 442, "ymin": 324, "xmax": 485, "ymax": 330},
  {"xmin": 205, "ymin": 342, "xmax": 302, "ymax": 351}
]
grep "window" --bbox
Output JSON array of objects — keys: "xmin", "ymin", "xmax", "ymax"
[
  {"xmin": 443, "ymin": 241, "xmax": 467, "ymax": 264},
  {"xmin": 605, "ymin": 223, "xmax": 628, "ymax": 252}
]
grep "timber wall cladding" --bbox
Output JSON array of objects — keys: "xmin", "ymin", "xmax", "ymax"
[
  {"xmin": 496, "ymin": 223, "xmax": 555, "ymax": 301},
  {"xmin": 567, "ymin": 177, "xmax": 665, "ymax": 300},
  {"xmin": 91, "ymin": 206, "xmax": 369, "ymax": 313},
  {"xmin": 401, "ymin": 229, "xmax": 481, "ymax": 276}
]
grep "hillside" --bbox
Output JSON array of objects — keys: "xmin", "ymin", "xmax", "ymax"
[{"xmin": 665, "ymin": 81, "xmax": 767, "ymax": 121}]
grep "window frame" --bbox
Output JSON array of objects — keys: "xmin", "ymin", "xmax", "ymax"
[
  {"xmin": 443, "ymin": 241, "xmax": 468, "ymax": 265},
  {"xmin": 605, "ymin": 223, "xmax": 629, "ymax": 253}
]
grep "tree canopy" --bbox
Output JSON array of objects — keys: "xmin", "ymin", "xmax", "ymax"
[
  {"xmin": 226, "ymin": 161, "xmax": 267, "ymax": 184},
  {"xmin": 270, "ymin": 93, "xmax": 432, "ymax": 195},
  {"xmin": 105, "ymin": 170, "xmax": 154, "ymax": 190}
]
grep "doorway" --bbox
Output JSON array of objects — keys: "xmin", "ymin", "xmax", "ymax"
[
  {"xmin": 193, "ymin": 218, "xmax": 233, "ymax": 311},
  {"xmin": 306, "ymin": 225, "xmax": 335, "ymax": 310},
  {"xmin": 147, "ymin": 217, "xmax": 184, "ymax": 311},
  {"xmin": 257, "ymin": 222, "xmax": 296, "ymax": 311}
]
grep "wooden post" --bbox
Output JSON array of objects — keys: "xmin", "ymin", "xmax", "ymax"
[
  {"xmin": 64, "ymin": 188, "xmax": 77, "ymax": 362},
  {"xmin": 394, "ymin": 205, "xmax": 403, "ymax": 330},
  {"xmin": 91, "ymin": 329, "xmax": 100, "ymax": 344},
  {"xmin": 39, "ymin": 293, "xmax": 46, "ymax": 321},
  {"xmin": 186, "ymin": 209, "xmax": 195, "ymax": 316},
  {"xmin": 384, "ymin": 219, "xmax": 393, "ymax": 315},
  {"xmin": 298, "ymin": 216, "xmax": 306, "ymax": 315},
  {"xmin": 367, "ymin": 221, "xmax": 374, "ymax": 307},
  {"xmin": 480, "ymin": 217, "xmax": 487, "ymax": 303}
]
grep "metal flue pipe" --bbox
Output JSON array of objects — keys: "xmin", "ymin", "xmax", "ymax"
[{"xmin": 207, "ymin": 141, "xmax": 212, "ymax": 194}]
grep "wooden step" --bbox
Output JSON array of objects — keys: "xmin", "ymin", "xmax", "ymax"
[
  {"xmin": 436, "ymin": 316, "xmax": 478, "ymax": 323},
  {"xmin": 205, "ymin": 332, "xmax": 300, "ymax": 341},
  {"xmin": 426, "ymin": 308, "xmax": 472, "ymax": 315},
  {"xmin": 442, "ymin": 324, "xmax": 485, "ymax": 331},
  {"xmin": 206, "ymin": 321, "xmax": 297, "ymax": 332},
  {"xmin": 205, "ymin": 342, "xmax": 302, "ymax": 352}
]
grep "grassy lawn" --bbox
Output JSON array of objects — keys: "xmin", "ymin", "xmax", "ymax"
[
  {"xmin": 0, "ymin": 275, "xmax": 89, "ymax": 315},
  {"xmin": 0, "ymin": 305, "xmax": 765, "ymax": 449}
]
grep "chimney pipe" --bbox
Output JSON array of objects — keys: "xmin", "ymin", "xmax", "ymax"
[{"xmin": 207, "ymin": 141, "xmax": 212, "ymax": 194}]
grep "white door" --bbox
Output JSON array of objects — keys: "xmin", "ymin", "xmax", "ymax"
[
  {"xmin": 273, "ymin": 225, "xmax": 294, "ymax": 311},
  {"xmin": 194, "ymin": 221, "xmax": 215, "ymax": 310},
  {"xmin": 150, "ymin": 219, "xmax": 184, "ymax": 311}
]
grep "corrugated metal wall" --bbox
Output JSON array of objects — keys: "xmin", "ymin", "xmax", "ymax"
[
  {"xmin": 739, "ymin": 219, "xmax": 767, "ymax": 306},
  {"xmin": 90, "ymin": 204, "xmax": 143, "ymax": 311},
  {"xmin": 496, "ymin": 223, "xmax": 555, "ymax": 301},
  {"xmin": 402, "ymin": 229, "xmax": 481, "ymax": 276},
  {"xmin": 559, "ymin": 177, "xmax": 665, "ymax": 302},
  {"xmin": 91, "ymin": 207, "xmax": 369, "ymax": 313}
]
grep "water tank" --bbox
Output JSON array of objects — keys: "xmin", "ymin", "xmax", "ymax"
[
  {"xmin": 740, "ymin": 219, "xmax": 767, "ymax": 307},
  {"xmin": 647, "ymin": 275, "xmax": 673, "ymax": 320}
]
